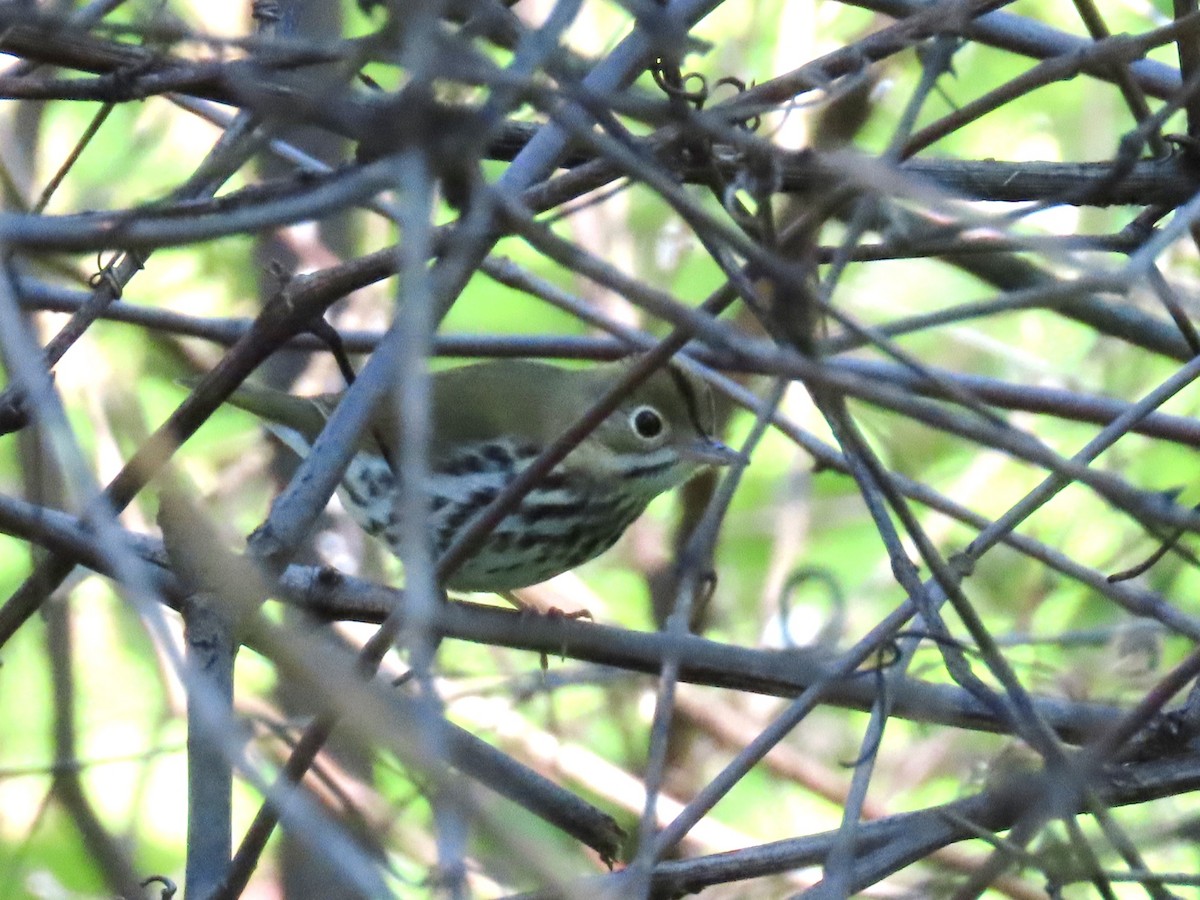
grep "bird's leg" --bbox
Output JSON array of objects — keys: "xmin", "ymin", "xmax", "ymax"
[{"xmin": 499, "ymin": 589, "xmax": 593, "ymax": 621}]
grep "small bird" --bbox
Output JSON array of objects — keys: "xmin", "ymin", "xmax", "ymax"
[{"xmin": 214, "ymin": 358, "xmax": 741, "ymax": 591}]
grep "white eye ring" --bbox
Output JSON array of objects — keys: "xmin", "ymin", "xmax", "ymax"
[{"xmin": 630, "ymin": 405, "xmax": 665, "ymax": 440}]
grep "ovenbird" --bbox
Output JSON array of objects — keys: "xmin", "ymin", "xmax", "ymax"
[{"xmin": 217, "ymin": 358, "xmax": 740, "ymax": 591}]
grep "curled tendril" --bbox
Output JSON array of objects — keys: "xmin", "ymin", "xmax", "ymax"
[
  {"xmin": 868, "ymin": 638, "xmax": 903, "ymax": 673},
  {"xmin": 776, "ymin": 566, "xmax": 845, "ymax": 649},
  {"xmin": 141, "ymin": 875, "xmax": 178, "ymax": 900},
  {"xmin": 651, "ymin": 59, "xmax": 709, "ymax": 109},
  {"xmin": 712, "ymin": 75, "xmax": 761, "ymax": 132},
  {"xmin": 722, "ymin": 151, "xmax": 782, "ymax": 229},
  {"xmin": 651, "ymin": 62, "xmax": 774, "ymax": 234},
  {"xmin": 89, "ymin": 250, "xmax": 124, "ymax": 298},
  {"xmin": 1108, "ymin": 494, "xmax": 1199, "ymax": 582}
]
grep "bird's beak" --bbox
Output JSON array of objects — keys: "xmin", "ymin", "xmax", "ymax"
[{"xmin": 680, "ymin": 436, "xmax": 746, "ymax": 467}]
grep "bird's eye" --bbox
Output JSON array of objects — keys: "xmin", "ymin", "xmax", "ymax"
[{"xmin": 630, "ymin": 406, "xmax": 664, "ymax": 440}]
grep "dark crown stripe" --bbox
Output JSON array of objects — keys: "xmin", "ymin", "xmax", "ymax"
[{"xmin": 665, "ymin": 363, "xmax": 711, "ymax": 437}]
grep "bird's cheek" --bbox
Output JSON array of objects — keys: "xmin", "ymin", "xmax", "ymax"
[{"xmin": 565, "ymin": 443, "xmax": 618, "ymax": 478}]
